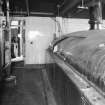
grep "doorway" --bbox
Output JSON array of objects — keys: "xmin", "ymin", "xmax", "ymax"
[{"xmin": 11, "ymin": 20, "xmax": 25, "ymax": 62}]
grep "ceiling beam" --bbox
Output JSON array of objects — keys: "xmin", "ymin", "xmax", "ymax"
[
  {"xmin": 25, "ymin": 0, "xmax": 30, "ymax": 16},
  {"xmin": 60, "ymin": 0, "xmax": 81, "ymax": 16}
]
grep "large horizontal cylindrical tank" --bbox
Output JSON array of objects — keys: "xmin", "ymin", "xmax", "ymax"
[{"xmin": 53, "ymin": 30, "xmax": 105, "ymax": 91}]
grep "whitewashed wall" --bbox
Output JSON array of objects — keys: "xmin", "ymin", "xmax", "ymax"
[
  {"xmin": 62, "ymin": 18, "xmax": 89, "ymax": 34},
  {"xmin": 55, "ymin": 17, "xmax": 90, "ymax": 36},
  {"xmin": 25, "ymin": 17, "xmax": 55, "ymax": 64}
]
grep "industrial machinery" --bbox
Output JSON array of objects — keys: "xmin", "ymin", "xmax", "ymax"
[{"xmin": 48, "ymin": 29, "xmax": 105, "ymax": 105}]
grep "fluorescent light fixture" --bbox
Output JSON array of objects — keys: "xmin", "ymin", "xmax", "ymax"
[
  {"xmin": 77, "ymin": 5, "xmax": 88, "ymax": 9},
  {"xmin": 77, "ymin": 0, "xmax": 88, "ymax": 10}
]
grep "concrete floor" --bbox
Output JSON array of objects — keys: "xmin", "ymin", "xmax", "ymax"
[{"xmin": 0, "ymin": 67, "xmax": 48, "ymax": 105}]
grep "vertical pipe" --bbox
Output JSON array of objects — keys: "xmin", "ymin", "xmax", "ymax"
[
  {"xmin": 95, "ymin": 0, "xmax": 102, "ymax": 30},
  {"xmin": 88, "ymin": 6, "xmax": 96, "ymax": 30},
  {"xmin": 88, "ymin": 0, "xmax": 102, "ymax": 30},
  {"xmin": 4, "ymin": 0, "xmax": 16, "ymax": 85},
  {"xmin": 6, "ymin": 0, "xmax": 11, "ymax": 76},
  {"xmin": 25, "ymin": 0, "xmax": 30, "ymax": 16},
  {"xmin": 19, "ymin": 21, "xmax": 23, "ymax": 57}
]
